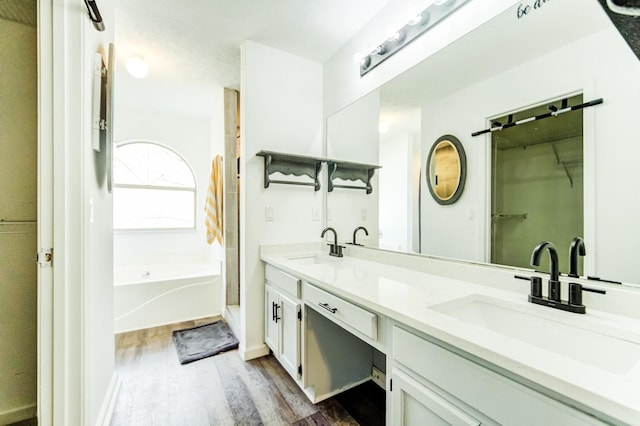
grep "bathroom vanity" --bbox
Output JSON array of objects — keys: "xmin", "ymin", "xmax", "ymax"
[{"xmin": 261, "ymin": 244, "xmax": 640, "ymax": 425}]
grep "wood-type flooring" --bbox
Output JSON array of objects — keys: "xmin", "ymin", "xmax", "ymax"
[{"xmin": 111, "ymin": 317, "xmax": 385, "ymax": 426}]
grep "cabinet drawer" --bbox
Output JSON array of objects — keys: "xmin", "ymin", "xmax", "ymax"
[
  {"xmin": 305, "ymin": 284, "xmax": 377, "ymax": 340},
  {"xmin": 265, "ymin": 264, "xmax": 301, "ymax": 298},
  {"xmin": 393, "ymin": 326, "xmax": 605, "ymax": 425}
]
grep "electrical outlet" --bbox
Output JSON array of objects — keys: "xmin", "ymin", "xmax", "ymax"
[
  {"xmin": 312, "ymin": 207, "xmax": 320, "ymax": 221},
  {"xmin": 361, "ymin": 208, "xmax": 367, "ymax": 220},
  {"xmin": 371, "ymin": 366, "xmax": 386, "ymax": 389}
]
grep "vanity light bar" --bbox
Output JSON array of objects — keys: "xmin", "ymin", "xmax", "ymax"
[
  {"xmin": 471, "ymin": 98, "xmax": 604, "ymax": 137},
  {"xmin": 359, "ymin": 0, "xmax": 471, "ymax": 77}
]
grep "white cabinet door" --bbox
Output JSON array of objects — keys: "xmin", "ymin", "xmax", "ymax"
[
  {"xmin": 265, "ymin": 283, "xmax": 302, "ymax": 380},
  {"xmin": 392, "ymin": 370, "xmax": 481, "ymax": 426},
  {"xmin": 264, "ymin": 285, "xmax": 280, "ymax": 353},
  {"xmin": 279, "ymin": 292, "xmax": 301, "ymax": 379}
]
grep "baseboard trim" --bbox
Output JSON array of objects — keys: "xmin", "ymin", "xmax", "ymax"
[
  {"xmin": 0, "ymin": 403, "xmax": 37, "ymax": 425},
  {"xmin": 241, "ymin": 343, "xmax": 269, "ymax": 361},
  {"xmin": 95, "ymin": 372, "xmax": 121, "ymax": 426}
]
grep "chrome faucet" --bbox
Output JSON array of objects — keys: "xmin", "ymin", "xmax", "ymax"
[
  {"xmin": 531, "ymin": 241, "xmax": 561, "ymax": 301},
  {"xmin": 351, "ymin": 226, "xmax": 368, "ymax": 246},
  {"xmin": 321, "ymin": 227, "xmax": 344, "ymax": 257},
  {"xmin": 568, "ymin": 237, "xmax": 586, "ymax": 278}
]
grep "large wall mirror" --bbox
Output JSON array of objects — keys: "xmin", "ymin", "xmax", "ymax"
[{"xmin": 326, "ymin": 0, "xmax": 640, "ymax": 286}]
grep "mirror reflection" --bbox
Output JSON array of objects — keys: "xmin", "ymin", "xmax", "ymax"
[
  {"xmin": 490, "ymin": 94, "xmax": 583, "ymax": 273},
  {"xmin": 326, "ymin": 0, "xmax": 640, "ymax": 285}
]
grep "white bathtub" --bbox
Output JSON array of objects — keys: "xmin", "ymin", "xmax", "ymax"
[{"xmin": 114, "ymin": 262, "xmax": 222, "ymax": 333}]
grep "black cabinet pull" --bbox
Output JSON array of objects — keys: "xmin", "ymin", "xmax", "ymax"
[
  {"xmin": 319, "ymin": 302, "xmax": 337, "ymax": 314},
  {"xmin": 274, "ymin": 304, "xmax": 281, "ymax": 323}
]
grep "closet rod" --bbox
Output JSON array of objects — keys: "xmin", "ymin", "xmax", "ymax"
[{"xmin": 471, "ymin": 98, "xmax": 603, "ymax": 137}]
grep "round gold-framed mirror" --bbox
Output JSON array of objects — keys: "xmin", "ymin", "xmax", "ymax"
[{"xmin": 426, "ymin": 134, "xmax": 466, "ymax": 205}]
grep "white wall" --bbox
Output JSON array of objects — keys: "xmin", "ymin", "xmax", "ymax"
[
  {"xmin": 113, "ymin": 100, "xmax": 224, "ymax": 268},
  {"xmin": 379, "ymin": 133, "xmax": 411, "ymax": 251},
  {"xmin": 240, "ymin": 40, "xmax": 323, "ymax": 359},
  {"xmin": 80, "ymin": 5, "xmax": 117, "ymax": 425},
  {"xmin": 326, "ymin": 89, "xmax": 380, "ymax": 245}
]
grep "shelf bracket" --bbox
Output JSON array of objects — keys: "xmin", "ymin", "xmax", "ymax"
[{"xmin": 551, "ymin": 144, "xmax": 574, "ymax": 188}]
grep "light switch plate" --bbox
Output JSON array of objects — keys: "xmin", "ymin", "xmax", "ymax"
[{"xmin": 265, "ymin": 206, "xmax": 274, "ymax": 222}]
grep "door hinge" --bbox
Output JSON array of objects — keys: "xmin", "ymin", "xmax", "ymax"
[
  {"xmin": 36, "ymin": 248, "xmax": 53, "ymax": 267},
  {"xmin": 390, "ymin": 378, "xmax": 393, "ymax": 392},
  {"xmin": 298, "ymin": 365, "xmax": 302, "ymax": 375},
  {"xmin": 297, "ymin": 309, "xmax": 302, "ymax": 321}
]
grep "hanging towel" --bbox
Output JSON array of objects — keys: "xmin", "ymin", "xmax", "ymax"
[{"xmin": 205, "ymin": 155, "xmax": 224, "ymax": 245}]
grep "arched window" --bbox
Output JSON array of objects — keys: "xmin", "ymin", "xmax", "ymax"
[{"xmin": 113, "ymin": 141, "xmax": 196, "ymax": 230}]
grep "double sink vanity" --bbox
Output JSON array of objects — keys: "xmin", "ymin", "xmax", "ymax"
[{"xmin": 260, "ymin": 243, "xmax": 640, "ymax": 425}]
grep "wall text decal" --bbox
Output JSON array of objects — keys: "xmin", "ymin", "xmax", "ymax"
[{"xmin": 517, "ymin": 0, "xmax": 551, "ymax": 19}]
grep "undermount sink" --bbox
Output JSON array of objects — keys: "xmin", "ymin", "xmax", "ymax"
[
  {"xmin": 287, "ymin": 253, "xmax": 341, "ymax": 265},
  {"xmin": 431, "ymin": 295, "xmax": 640, "ymax": 374}
]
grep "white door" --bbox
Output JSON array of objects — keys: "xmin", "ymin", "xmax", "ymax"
[
  {"xmin": 279, "ymin": 292, "xmax": 301, "ymax": 379},
  {"xmin": 392, "ymin": 370, "xmax": 481, "ymax": 426},
  {"xmin": 264, "ymin": 285, "xmax": 280, "ymax": 353}
]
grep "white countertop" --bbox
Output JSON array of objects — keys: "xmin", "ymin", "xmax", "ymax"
[{"xmin": 260, "ymin": 246, "xmax": 640, "ymax": 425}]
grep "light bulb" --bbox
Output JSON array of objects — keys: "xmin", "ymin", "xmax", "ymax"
[{"xmin": 125, "ymin": 56, "xmax": 149, "ymax": 78}]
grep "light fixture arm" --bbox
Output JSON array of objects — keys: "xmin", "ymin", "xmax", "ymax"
[{"xmin": 83, "ymin": 0, "xmax": 105, "ymax": 32}]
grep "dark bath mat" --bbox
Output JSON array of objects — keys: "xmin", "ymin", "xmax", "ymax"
[{"xmin": 172, "ymin": 320, "xmax": 239, "ymax": 364}]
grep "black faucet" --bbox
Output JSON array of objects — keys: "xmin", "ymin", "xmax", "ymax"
[
  {"xmin": 351, "ymin": 226, "xmax": 368, "ymax": 246},
  {"xmin": 321, "ymin": 227, "xmax": 344, "ymax": 257},
  {"xmin": 520, "ymin": 240, "xmax": 606, "ymax": 314},
  {"xmin": 531, "ymin": 241, "xmax": 561, "ymax": 302},
  {"xmin": 568, "ymin": 237, "xmax": 586, "ymax": 278}
]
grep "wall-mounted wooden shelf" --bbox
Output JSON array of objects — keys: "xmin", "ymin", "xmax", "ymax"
[
  {"xmin": 256, "ymin": 150, "xmax": 324, "ymax": 191},
  {"xmin": 256, "ymin": 151, "xmax": 381, "ymax": 194},
  {"xmin": 327, "ymin": 160, "xmax": 381, "ymax": 194}
]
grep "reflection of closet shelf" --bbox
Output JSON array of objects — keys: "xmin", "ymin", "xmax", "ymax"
[
  {"xmin": 492, "ymin": 213, "xmax": 527, "ymax": 222},
  {"xmin": 551, "ymin": 144, "xmax": 582, "ymax": 188},
  {"xmin": 256, "ymin": 150, "xmax": 324, "ymax": 191},
  {"xmin": 0, "ymin": 219, "xmax": 37, "ymax": 235},
  {"xmin": 327, "ymin": 160, "xmax": 381, "ymax": 194}
]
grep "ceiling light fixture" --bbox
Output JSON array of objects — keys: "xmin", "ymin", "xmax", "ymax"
[
  {"xmin": 125, "ymin": 56, "xmax": 148, "ymax": 79},
  {"xmin": 359, "ymin": 0, "xmax": 470, "ymax": 77}
]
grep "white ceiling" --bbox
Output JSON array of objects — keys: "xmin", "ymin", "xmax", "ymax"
[{"xmin": 115, "ymin": 0, "xmax": 393, "ymax": 91}]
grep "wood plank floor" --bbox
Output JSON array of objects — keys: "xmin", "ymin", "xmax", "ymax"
[{"xmin": 111, "ymin": 317, "xmax": 385, "ymax": 426}]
